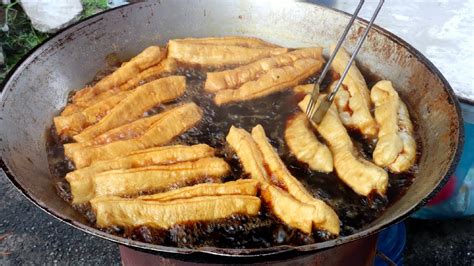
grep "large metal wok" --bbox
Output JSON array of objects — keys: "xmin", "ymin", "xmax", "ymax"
[{"xmin": 0, "ymin": 0, "xmax": 463, "ymax": 262}]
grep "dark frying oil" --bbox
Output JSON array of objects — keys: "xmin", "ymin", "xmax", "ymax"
[{"xmin": 46, "ymin": 62, "xmax": 419, "ymax": 249}]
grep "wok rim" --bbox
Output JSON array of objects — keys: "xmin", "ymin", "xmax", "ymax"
[{"xmin": 0, "ymin": 1, "xmax": 464, "ymax": 258}]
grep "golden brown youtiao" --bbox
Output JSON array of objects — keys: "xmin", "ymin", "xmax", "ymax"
[
  {"xmin": 91, "ymin": 195, "xmax": 260, "ymax": 228},
  {"xmin": 63, "ymin": 112, "xmax": 169, "ymax": 156},
  {"xmin": 285, "ymin": 113, "xmax": 333, "ymax": 172},
  {"xmin": 54, "ymin": 91, "xmax": 131, "ymax": 137},
  {"xmin": 117, "ymin": 58, "xmax": 177, "ymax": 93},
  {"xmin": 371, "ymin": 80, "xmax": 416, "ymax": 173},
  {"xmin": 292, "ymin": 84, "xmax": 314, "ymax": 94},
  {"xmin": 212, "ymin": 48, "xmax": 324, "ymax": 105},
  {"xmin": 299, "ymin": 95, "xmax": 388, "ymax": 196},
  {"xmin": 61, "ymin": 59, "xmax": 177, "ymax": 117},
  {"xmin": 251, "ymin": 125, "xmax": 339, "ymax": 235},
  {"xmin": 72, "ymin": 46, "xmax": 166, "ymax": 104},
  {"xmin": 65, "ymin": 103, "xmax": 203, "ymax": 168},
  {"xmin": 73, "ymin": 76, "xmax": 186, "ymax": 143},
  {"xmin": 205, "ymin": 48, "xmax": 323, "ymax": 92},
  {"xmin": 168, "ymin": 38, "xmax": 287, "ymax": 67},
  {"xmin": 226, "ymin": 125, "xmax": 340, "ymax": 235},
  {"xmin": 169, "ymin": 36, "xmax": 281, "ymax": 48},
  {"xmin": 66, "ymin": 144, "xmax": 215, "ymax": 203},
  {"xmin": 329, "ymin": 46, "xmax": 377, "ymax": 138},
  {"xmin": 138, "ymin": 179, "xmax": 259, "ymax": 201},
  {"xmin": 225, "ymin": 126, "xmax": 270, "ymax": 183},
  {"xmin": 90, "ymin": 157, "xmax": 229, "ymax": 200}
]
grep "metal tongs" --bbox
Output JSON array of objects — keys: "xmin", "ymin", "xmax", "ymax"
[{"xmin": 305, "ymin": 0, "xmax": 384, "ymax": 124}]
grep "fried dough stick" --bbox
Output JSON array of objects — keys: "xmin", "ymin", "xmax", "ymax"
[
  {"xmin": 214, "ymin": 58, "xmax": 324, "ymax": 105},
  {"xmin": 225, "ymin": 126, "xmax": 269, "ymax": 182},
  {"xmin": 260, "ymin": 184, "xmax": 324, "ymax": 234},
  {"xmin": 66, "ymin": 144, "xmax": 215, "ymax": 204},
  {"xmin": 205, "ymin": 48, "xmax": 323, "ymax": 92},
  {"xmin": 89, "ymin": 157, "xmax": 230, "ymax": 200},
  {"xmin": 168, "ymin": 39, "xmax": 288, "ymax": 67},
  {"xmin": 251, "ymin": 125, "xmax": 339, "ymax": 235},
  {"xmin": 54, "ymin": 91, "xmax": 131, "ymax": 137},
  {"xmin": 329, "ymin": 46, "xmax": 377, "ymax": 138},
  {"xmin": 299, "ymin": 95, "xmax": 388, "ymax": 196},
  {"xmin": 139, "ymin": 179, "xmax": 259, "ymax": 201},
  {"xmin": 172, "ymin": 36, "xmax": 281, "ymax": 48},
  {"xmin": 117, "ymin": 58, "xmax": 177, "ymax": 93},
  {"xmin": 226, "ymin": 126, "xmax": 340, "ymax": 235},
  {"xmin": 91, "ymin": 195, "xmax": 261, "ymax": 229},
  {"xmin": 71, "ymin": 46, "xmax": 166, "ymax": 104},
  {"xmin": 285, "ymin": 113, "xmax": 333, "ymax": 172},
  {"xmin": 61, "ymin": 59, "xmax": 177, "ymax": 116},
  {"xmin": 68, "ymin": 144, "xmax": 214, "ymax": 181},
  {"xmin": 73, "ymin": 76, "xmax": 186, "ymax": 143},
  {"xmin": 293, "ymin": 84, "xmax": 313, "ymax": 94},
  {"xmin": 64, "ymin": 113, "xmax": 167, "ymax": 156},
  {"xmin": 65, "ymin": 103, "xmax": 203, "ymax": 168},
  {"xmin": 86, "ymin": 113, "xmax": 165, "ymax": 145},
  {"xmin": 371, "ymin": 80, "xmax": 416, "ymax": 173}
]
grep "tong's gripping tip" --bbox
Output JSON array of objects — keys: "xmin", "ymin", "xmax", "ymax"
[
  {"xmin": 310, "ymin": 96, "xmax": 332, "ymax": 124},
  {"xmin": 305, "ymin": 0, "xmax": 384, "ymax": 124}
]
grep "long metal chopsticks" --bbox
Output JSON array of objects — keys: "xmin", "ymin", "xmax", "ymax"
[{"xmin": 305, "ymin": 0, "xmax": 384, "ymax": 124}]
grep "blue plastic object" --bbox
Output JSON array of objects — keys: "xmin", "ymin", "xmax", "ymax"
[
  {"xmin": 375, "ymin": 222, "xmax": 406, "ymax": 266},
  {"xmin": 413, "ymin": 102, "xmax": 474, "ymax": 219}
]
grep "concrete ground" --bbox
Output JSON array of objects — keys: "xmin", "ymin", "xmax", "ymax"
[
  {"xmin": 0, "ymin": 173, "xmax": 120, "ymax": 265},
  {"xmin": 0, "ymin": 172, "xmax": 472, "ymax": 265}
]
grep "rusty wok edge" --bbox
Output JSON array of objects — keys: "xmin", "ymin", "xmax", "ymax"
[{"xmin": 0, "ymin": 0, "xmax": 464, "ymax": 260}]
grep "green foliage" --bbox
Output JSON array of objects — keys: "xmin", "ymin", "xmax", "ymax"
[
  {"xmin": 0, "ymin": 3, "xmax": 48, "ymax": 80},
  {"xmin": 81, "ymin": 0, "xmax": 109, "ymax": 19},
  {"xmin": 0, "ymin": 0, "xmax": 110, "ymax": 83}
]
